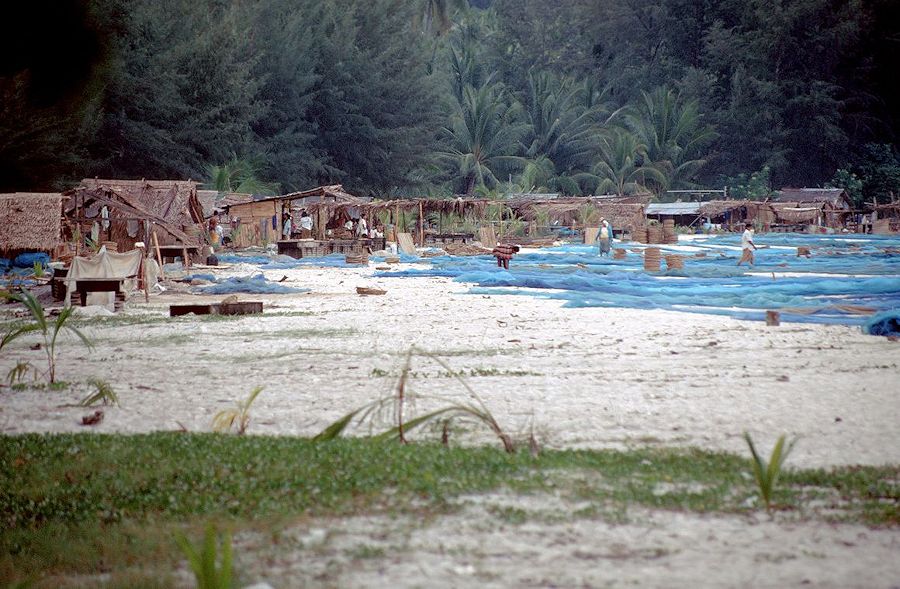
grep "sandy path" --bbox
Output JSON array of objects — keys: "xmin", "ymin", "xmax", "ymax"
[
  {"xmin": 1, "ymin": 262, "xmax": 897, "ymax": 468},
  {"xmin": 2, "ymin": 261, "xmax": 899, "ymax": 588}
]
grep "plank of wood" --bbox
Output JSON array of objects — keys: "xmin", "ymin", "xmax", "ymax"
[
  {"xmin": 479, "ymin": 226, "xmax": 497, "ymax": 249},
  {"xmin": 151, "ymin": 230, "xmax": 165, "ymax": 280},
  {"xmin": 397, "ymin": 232, "xmax": 417, "ymax": 255}
]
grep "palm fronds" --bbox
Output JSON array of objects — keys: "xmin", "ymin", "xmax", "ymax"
[
  {"xmin": 1, "ymin": 291, "xmax": 94, "ymax": 383},
  {"xmin": 744, "ymin": 432, "xmax": 797, "ymax": 511},
  {"xmin": 80, "ymin": 379, "xmax": 119, "ymax": 407},
  {"xmin": 313, "ymin": 347, "xmax": 515, "ymax": 453},
  {"xmin": 212, "ymin": 386, "xmax": 264, "ymax": 435},
  {"xmin": 174, "ymin": 524, "xmax": 233, "ymax": 589}
]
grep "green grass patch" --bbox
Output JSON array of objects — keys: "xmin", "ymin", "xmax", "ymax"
[{"xmin": 0, "ymin": 433, "xmax": 896, "ymax": 586}]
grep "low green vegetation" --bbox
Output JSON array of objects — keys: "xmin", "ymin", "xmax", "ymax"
[
  {"xmin": 0, "ymin": 433, "xmax": 896, "ymax": 587},
  {"xmin": 174, "ymin": 524, "xmax": 233, "ymax": 589}
]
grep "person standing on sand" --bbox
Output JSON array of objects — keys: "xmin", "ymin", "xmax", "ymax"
[
  {"xmin": 737, "ymin": 222, "xmax": 758, "ymax": 267},
  {"xmin": 492, "ymin": 243, "xmax": 519, "ymax": 270},
  {"xmin": 597, "ymin": 219, "xmax": 612, "ymax": 257}
]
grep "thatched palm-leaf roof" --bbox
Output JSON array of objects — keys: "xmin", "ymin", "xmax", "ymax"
[{"xmin": 0, "ymin": 193, "xmax": 63, "ymax": 252}]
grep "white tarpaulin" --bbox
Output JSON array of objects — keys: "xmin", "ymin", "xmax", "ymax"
[{"xmin": 64, "ymin": 248, "xmax": 143, "ymax": 308}]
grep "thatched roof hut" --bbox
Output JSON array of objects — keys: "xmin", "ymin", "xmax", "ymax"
[
  {"xmin": 224, "ymin": 185, "xmax": 371, "ymax": 246},
  {"xmin": 774, "ymin": 188, "xmax": 850, "ymax": 208},
  {"xmin": 697, "ymin": 200, "xmax": 775, "ymax": 227},
  {"xmin": 197, "ymin": 190, "xmax": 253, "ymax": 219},
  {"xmin": 0, "ymin": 192, "xmax": 64, "ymax": 255},
  {"xmin": 64, "ymin": 179, "xmax": 205, "ymax": 250},
  {"xmin": 511, "ymin": 198, "xmax": 646, "ymax": 232}
]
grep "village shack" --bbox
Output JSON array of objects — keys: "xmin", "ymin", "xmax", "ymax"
[
  {"xmin": 196, "ymin": 190, "xmax": 253, "ymax": 221},
  {"xmin": 770, "ymin": 188, "xmax": 851, "ymax": 231},
  {"xmin": 510, "ymin": 196, "xmax": 648, "ymax": 240},
  {"xmin": 225, "ymin": 185, "xmax": 371, "ymax": 252},
  {"xmin": 645, "ymin": 202, "xmax": 703, "ymax": 227},
  {"xmin": 63, "ymin": 179, "xmax": 206, "ymax": 261},
  {"xmin": 697, "ymin": 200, "xmax": 775, "ymax": 231},
  {"xmin": 0, "ymin": 192, "xmax": 65, "ymax": 260},
  {"xmin": 870, "ymin": 201, "xmax": 900, "ymax": 234}
]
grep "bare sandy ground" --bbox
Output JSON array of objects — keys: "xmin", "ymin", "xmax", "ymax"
[{"xmin": 2, "ymin": 260, "xmax": 899, "ymax": 587}]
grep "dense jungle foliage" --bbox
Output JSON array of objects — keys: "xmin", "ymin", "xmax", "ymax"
[{"xmin": 2, "ymin": 0, "xmax": 899, "ymax": 202}]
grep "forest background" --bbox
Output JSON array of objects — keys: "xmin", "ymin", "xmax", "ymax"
[{"xmin": 2, "ymin": 0, "xmax": 899, "ymax": 207}]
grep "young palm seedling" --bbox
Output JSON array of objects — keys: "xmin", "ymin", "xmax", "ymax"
[
  {"xmin": 174, "ymin": 524, "xmax": 233, "ymax": 589},
  {"xmin": 744, "ymin": 432, "xmax": 797, "ymax": 511},
  {"xmin": 212, "ymin": 386, "xmax": 264, "ymax": 435},
  {"xmin": 315, "ymin": 348, "xmax": 515, "ymax": 453},
  {"xmin": 0, "ymin": 291, "xmax": 93, "ymax": 383},
  {"xmin": 80, "ymin": 379, "xmax": 120, "ymax": 407}
]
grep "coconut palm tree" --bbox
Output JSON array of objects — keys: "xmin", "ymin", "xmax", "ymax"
[
  {"xmin": 580, "ymin": 127, "xmax": 665, "ymax": 196},
  {"xmin": 520, "ymin": 71, "xmax": 599, "ymax": 176},
  {"xmin": 626, "ymin": 87, "xmax": 717, "ymax": 191},
  {"xmin": 439, "ymin": 82, "xmax": 528, "ymax": 194},
  {"xmin": 414, "ymin": 0, "xmax": 469, "ymax": 36},
  {"xmin": 205, "ymin": 154, "xmax": 279, "ymax": 195}
]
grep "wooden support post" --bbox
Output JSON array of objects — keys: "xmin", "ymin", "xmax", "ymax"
[
  {"xmin": 151, "ymin": 229, "xmax": 165, "ymax": 280},
  {"xmin": 418, "ymin": 201, "xmax": 424, "ymax": 246}
]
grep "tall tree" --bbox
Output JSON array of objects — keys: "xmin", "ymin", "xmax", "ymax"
[
  {"xmin": 305, "ymin": 0, "xmax": 443, "ymax": 194},
  {"xmin": 439, "ymin": 81, "xmax": 527, "ymax": 194},
  {"xmin": 581, "ymin": 128, "xmax": 665, "ymax": 196},
  {"xmin": 90, "ymin": 0, "xmax": 264, "ymax": 180},
  {"xmin": 414, "ymin": 0, "xmax": 469, "ymax": 36},
  {"xmin": 626, "ymin": 87, "xmax": 717, "ymax": 191},
  {"xmin": 519, "ymin": 70, "xmax": 604, "ymax": 184}
]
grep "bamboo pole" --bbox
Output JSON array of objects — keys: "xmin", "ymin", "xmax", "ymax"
[
  {"xmin": 418, "ymin": 201, "xmax": 424, "ymax": 246},
  {"xmin": 151, "ymin": 229, "xmax": 165, "ymax": 280}
]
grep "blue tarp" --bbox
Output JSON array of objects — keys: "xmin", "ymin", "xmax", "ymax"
[{"xmin": 13, "ymin": 252, "xmax": 50, "ymax": 269}]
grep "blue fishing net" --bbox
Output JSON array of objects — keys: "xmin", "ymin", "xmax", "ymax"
[
  {"xmin": 863, "ymin": 311, "xmax": 900, "ymax": 336},
  {"xmin": 377, "ymin": 233, "xmax": 900, "ymax": 326},
  {"xmin": 200, "ymin": 274, "xmax": 309, "ymax": 295}
]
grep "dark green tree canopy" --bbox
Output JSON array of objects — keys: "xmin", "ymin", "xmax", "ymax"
[{"xmin": 1, "ymin": 0, "xmax": 897, "ymax": 198}]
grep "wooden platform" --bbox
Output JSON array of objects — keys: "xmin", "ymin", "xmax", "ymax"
[
  {"xmin": 70, "ymin": 277, "xmax": 127, "ymax": 312},
  {"xmin": 169, "ymin": 302, "xmax": 264, "ymax": 317}
]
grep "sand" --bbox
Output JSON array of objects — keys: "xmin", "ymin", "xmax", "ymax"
[{"xmin": 1, "ymin": 260, "xmax": 899, "ymax": 587}]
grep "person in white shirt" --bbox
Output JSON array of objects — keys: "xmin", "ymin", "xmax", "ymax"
[
  {"xmin": 299, "ymin": 211, "xmax": 313, "ymax": 238},
  {"xmin": 356, "ymin": 217, "xmax": 368, "ymax": 239},
  {"xmin": 737, "ymin": 223, "xmax": 757, "ymax": 267}
]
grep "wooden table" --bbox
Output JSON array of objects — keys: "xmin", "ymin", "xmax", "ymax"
[
  {"xmin": 157, "ymin": 245, "xmax": 200, "ymax": 267},
  {"xmin": 71, "ymin": 277, "xmax": 128, "ymax": 311}
]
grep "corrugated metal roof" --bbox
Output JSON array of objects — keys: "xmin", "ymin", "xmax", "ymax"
[{"xmin": 646, "ymin": 202, "xmax": 701, "ymax": 215}]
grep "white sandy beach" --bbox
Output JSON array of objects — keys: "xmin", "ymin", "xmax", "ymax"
[{"xmin": 2, "ymin": 260, "xmax": 899, "ymax": 588}]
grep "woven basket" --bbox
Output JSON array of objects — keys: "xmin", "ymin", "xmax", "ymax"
[
  {"xmin": 665, "ymin": 254, "xmax": 684, "ymax": 270},
  {"xmin": 643, "ymin": 247, "xmax": 661, "ymax": 271}
]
